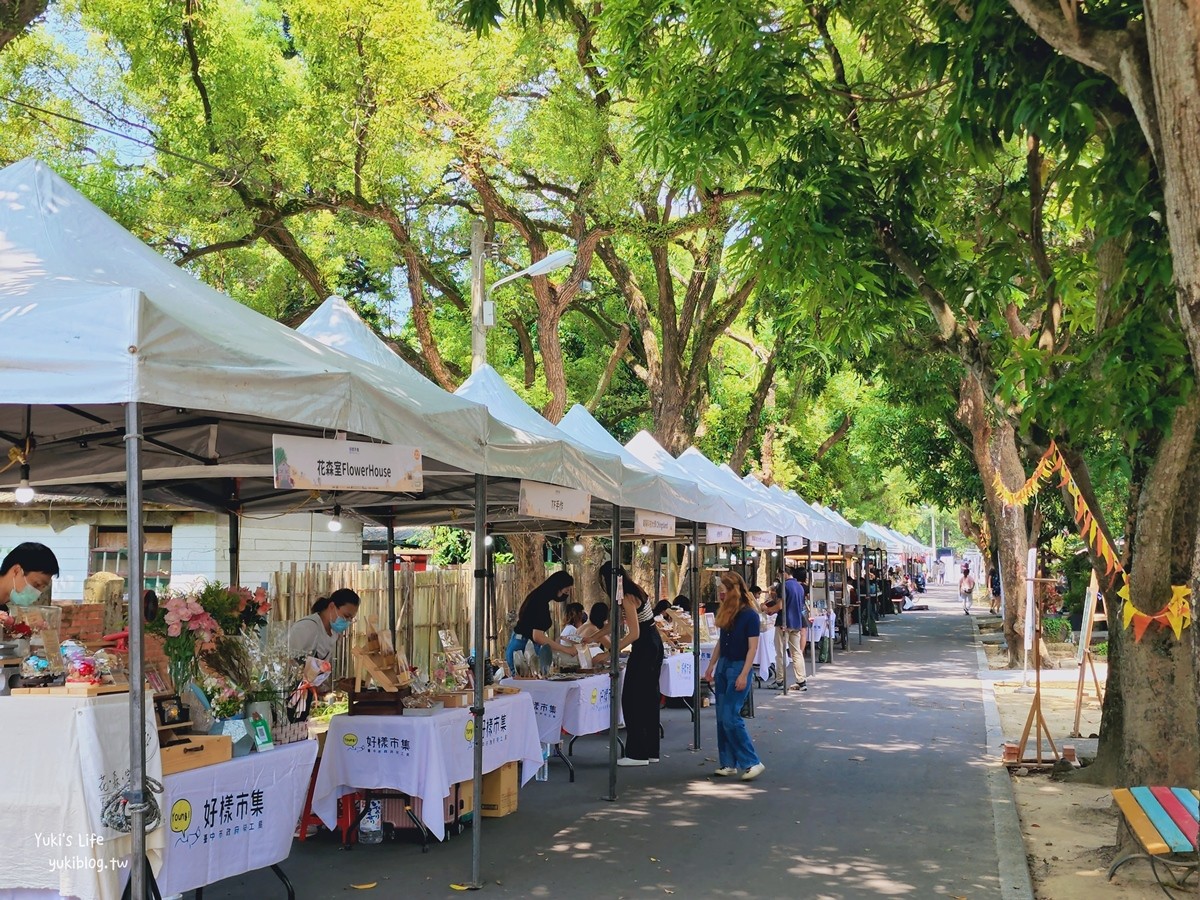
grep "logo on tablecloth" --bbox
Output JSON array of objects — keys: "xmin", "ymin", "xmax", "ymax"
[
  {"xmin": 342, "ymin": 733, "xmax": 359, "ymax": 747},
  {"xmin": 532, "ymin": 701, "xmax": 559, "ymax": 717},
  {"xmin": 464, "ymin": 719, "xmax": 474, "ymax": 743},
  {"xmin": 590, "ymin": 688, "xmax": 598, "ymax": 705},
  {"xmin": 172, "ymin": 790, "xmax": 266, "ymax": 847},
  {"xmin": 170, "ymin": 800, "xmax": 192, "ymax": 833},
  {"xmin": 349, "ymin": 734, "xmax": 413, "ymax": 756}
]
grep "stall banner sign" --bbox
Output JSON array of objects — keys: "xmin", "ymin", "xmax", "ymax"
[
  {"xmin": 1024, "ymin": 547, "xmax": 1037, "ymax": 652},
  {"xmin": 786, "ymin": 535, "xmax": 806, "ymax": 551},
  {"xmin": 705, "ymin": 524, "xmax": 732, "ymax": 545},
  {"xmin": 159, "ymin": 741, "xmax": 315, "ymax": 896},
  {"xmin": 746, "ymin": 531, "xmax": 778, "ymax": 549},
  {"xmin": 272, "ymin": 435, "xmax": 422, "ymax": 492},
  {"xmin": 518, "ymin": 480, "xmax": 590, "ymax": 524},
  {"xmin": 826, "ymin": 542, "xmax": 842, "ymax": 554},
  {"xmin": 634, "ymin": 509, "xmax": 676, "ymax": 537}
]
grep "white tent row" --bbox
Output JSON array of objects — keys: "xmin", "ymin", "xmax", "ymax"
[
  {"xmin": 860, "ymin": 522, "xmax": 925, "ymax": 558},
  {"xmin": 814, "ymin": 503, "xmax": 882, "ymax": 550}
]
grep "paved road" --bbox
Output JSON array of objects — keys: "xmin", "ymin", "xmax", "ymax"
[{"xmin": 196, "ymin": 583, "xmax": 1015, "ymax": 899}]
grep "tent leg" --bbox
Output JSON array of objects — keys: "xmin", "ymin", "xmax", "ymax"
[
  {"xmin": 469, "ymin": 474, "xmax": 488, "ymax": 889},
  {"xmin": 606, "ymin": 508, "xmax": 622, "ymax": 802},
  {"xmin": 228, "ymin": 501, "xmax": 240, "ymax": 586},
  {"xmin": 691, "ymin": 523, "xmax": 700, "ymax": 751},
  {"xmin": 386, "ymin": 517, "xmax": 397, "ymax": 648},
  {"xmin": 125, "ymin": 402, "xmax": 151, "ymax": 899}
]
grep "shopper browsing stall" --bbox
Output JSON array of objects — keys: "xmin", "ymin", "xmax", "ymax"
[
  {"xmin": 288, "ymin": 588, "xmax": 361, "ymax": 661},
  {"xmin": 704, "ymin": 571, "xmax": 766, "ymax": 781},
  {"xmin": 505, "ymin": 571, "xmax": 576, "ymax": 675},
  {"xmin": 598, "ymin": 561, "xmax": 664, "ymax": 767},
  {"xmin": 0, "ymin": 542, "xmax": 59, "ymax": 612}
]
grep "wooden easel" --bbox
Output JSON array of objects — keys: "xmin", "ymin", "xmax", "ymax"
[
  {"xmin": 1071, "ymin": 572, "xmax": 1106, "ymax": 738},
  {"xmin": 351, "ymin": 616, "xmax": 410, "ymax": 691},
  {"xmin": 1014, "ymin": 578, "xmax": 1060, "ymax": 765}
]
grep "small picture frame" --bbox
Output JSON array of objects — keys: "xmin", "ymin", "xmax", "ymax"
[
  {"xmin": 154, "ymin": 694, "xmax": 189, "ymax": 726},
  {"xmin": 146, "ymin": 666, "xmax": 167, "ymax": 695}
]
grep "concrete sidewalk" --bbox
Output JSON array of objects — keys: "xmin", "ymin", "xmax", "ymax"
[{"xmin": 193, "ymin": 583, "xmax": 1033, "ymax": 899}]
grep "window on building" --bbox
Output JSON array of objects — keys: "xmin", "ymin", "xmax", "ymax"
[{"xmin": 90, "ymin": 526, "xmax": 172, "ymax": 594}]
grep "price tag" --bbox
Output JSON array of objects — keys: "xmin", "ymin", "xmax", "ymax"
[{"xmin": 518, "ymin": 480, "xmax": 591, "ymax": 524}]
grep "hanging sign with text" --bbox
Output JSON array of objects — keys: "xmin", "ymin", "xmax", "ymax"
[
  {"xmin": 786, "ymin": 535, "xmax": 806, "ymax": 551},
  {"xmin": 272, "ymin": 436, "xmax": 422, "ymax": 492},
  {"xmin": 634, "ymin": 509, "xmax": 676, "ymax": 537},
  {"xmin": 518, "ymin": 480, "xmax": 591, "ymax": 524},
  {"xmin": 705, "ymin": 525, "xmax": 732, "ymax": 545},
  {"xmin": 746, "ymin": 531, "xmax": 778, "ymax": 549}
]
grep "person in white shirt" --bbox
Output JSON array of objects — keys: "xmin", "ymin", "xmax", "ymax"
[{"xmin": 288, "ymin": 588, "xmax": 361, "ymax": 662}]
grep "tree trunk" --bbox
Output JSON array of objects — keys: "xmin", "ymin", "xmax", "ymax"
[
  {"xmin": 957, "ymin": 373, "xmax": 1029, "ymax": 667},
  {"xmin": 506, "ymin": 533, "xmax": 546, "ymax": 628},
  {"xmin": 0, "ymin": 0, "xmax": 46, "ymax": 53}
]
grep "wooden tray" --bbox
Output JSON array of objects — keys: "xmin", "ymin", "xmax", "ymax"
[
  {"xmin": 11, "ymin": 682, "xmax": 130, "ymax": 696},
  {"xmin": 348, "ymin": 686, "xmax": 411, "ymax": 716}
]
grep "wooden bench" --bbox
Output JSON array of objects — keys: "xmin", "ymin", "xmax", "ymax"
[{"xmin": 1108, "ymin": 786, "xmax": 1198, "ymax": 895}]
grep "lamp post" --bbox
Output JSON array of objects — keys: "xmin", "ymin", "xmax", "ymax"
[{"xmin": 469, "ymin": 220, "xmax": 576, "ymax": 372}]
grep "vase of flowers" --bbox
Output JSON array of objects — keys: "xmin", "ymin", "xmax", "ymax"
[{"xmin": 146, "ymin": 592, "xmax": 221, "ymax": 692}]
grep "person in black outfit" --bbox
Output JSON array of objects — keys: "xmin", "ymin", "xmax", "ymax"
[
  {"xmin": 505, "ymin": 571, "xmax": 576, "ymax": 675},
  {"xmin": 598, "ymin": 561, "xmax": 664, "ymax": 767}
]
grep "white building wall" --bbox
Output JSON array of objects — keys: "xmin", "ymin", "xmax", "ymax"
[
  {"xmin": 0, "ymin": 523, "xmax": 90, "ymax": 601},
  {"xmin": 167, "ymin": 520, "xmax": 226, "ymax": 591},
  {"xmin": 236, "ymin": 513, "xmax": 363, "ymax": 588}
]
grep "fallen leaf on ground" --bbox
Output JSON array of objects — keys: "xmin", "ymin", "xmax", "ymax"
[
  {"xmin": 350, "ymin": 883, "xmax": 376, "ymax": 890},
  {"xmin": 449, "ymin": 884, "xmax": 469, "ymax": 891},
  {"xmin": 849, "ymin": 755, "xmax": 866, "ymax": 761}
]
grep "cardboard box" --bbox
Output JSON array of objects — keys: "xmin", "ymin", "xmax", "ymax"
[
  {"xmin": 160, "ymin": 735, "xmax": 232, "ymax": 775},
  {"xmin": 481, "ymin": 761, "xmax": 518, "ymax": 818},
  {"xmin": 437, "ymin": 691, "xmax": 474, "ymax": 708}
]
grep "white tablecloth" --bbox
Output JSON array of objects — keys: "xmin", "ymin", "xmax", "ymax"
[
  {"xmin": 500, "ymin": 673, "xmax": 620, "ymax": 743},
  {"xmin": 659, "ymin": 653, "xmax": 698, "ymax": 698},
  {"xmin": 158, "ymin": 741, "xmax": 316, "ymax": 895},
  {"xmin": 702, "ymin": 627, "xmax": 777, "ymax": 679},
  {"xmin": 810, "ymin": 609, "xmax": 835, "ymax": 643},
  {"xmin": 311, "ymin": 693, "xmax": 542, "ymax": 840},
  {"xmin": 0, "ymin": 693, "xmax": 165, "ymax": 900}
]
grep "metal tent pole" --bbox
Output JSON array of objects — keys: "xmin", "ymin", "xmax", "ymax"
[
  {"xmin": 806, "ymin": 540, "xmax": 816, "ymax": 677},
  {"xmin": 386, "ymin": 517, "xmax": 397, "ymax": 647},
  {"xmin": 690, "ymin": 523, "xmax": 700, "ymax": 750},
  {"xmin": 125, "ymin": 403, "xmax": 150, "ymax": 900},
  {"xmin": 777, "ymin": 536, "xmax": 788, "ymax": 692},
  {"xmin": 469, "ymin": 474, "xmax": 488, "ymax": 888},
  {"xmin": 606, "ymin": 510, "xmax": 622, "ymax": 801},
  {"xmin": 228, "ymin": 503, "xmax": 240, "ymax": 586}
]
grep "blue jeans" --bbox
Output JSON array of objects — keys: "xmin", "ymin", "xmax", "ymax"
[{"xmin": 714, "ymin": 656, "xmax": 760, "ymax": 769}]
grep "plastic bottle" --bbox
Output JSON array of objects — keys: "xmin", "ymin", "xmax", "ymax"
[
  {"xmin": 535, "ymin": 743, "xmax": 551, "ymax": 782},
  {"xmin": 359, "ymin": 800, "xmax": 383, "ymax": 844}
]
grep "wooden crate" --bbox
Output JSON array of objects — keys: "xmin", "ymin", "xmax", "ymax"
[
  {"xmin": 161, "ymin": 735, "xmax": 232, "ymax": 775},
  {"xmin": 481, "ymin": 761, "xmax": 518, "ymax": 818},
  {"xmin": 348, "ymin": 687, "xmax": 410, "ymax": 716}
]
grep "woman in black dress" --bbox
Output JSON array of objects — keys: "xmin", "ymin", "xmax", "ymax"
[{"xmin": 598, "ymin": 561, "xmax": 664, "ymax": 767}]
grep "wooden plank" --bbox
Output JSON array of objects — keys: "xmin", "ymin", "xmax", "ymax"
[
  {"xmin": 1130, "ymin": 786, "xmax": 1193, "ymax": 854},
  {"xmin": 1150, "ymin": 787, "xmax": 1198, "ymax": 848},
  {"xmin": 1172, "ymin": 787, "xmax": 1200, "ymax": 820},
  {"xmin": 1113, "ymin": 789, "xmax": 1172, "ymax": 856}
]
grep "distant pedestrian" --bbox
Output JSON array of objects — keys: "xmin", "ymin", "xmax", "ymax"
[
  {"xmin": 704, "ymin": 571, "xmax": 765, "ymax": 781},
  {"xmin": 937, "ymin": 559, "xmax": 946, "ymax": 585},
  {"xmin": 959, "ymin": 565, "xmax": 975, "ymax": 615},
  {"xmin": 988, "ymin": 567, "xmax": 1001, "ymax": 615}
]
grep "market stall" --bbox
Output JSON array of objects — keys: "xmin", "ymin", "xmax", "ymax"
[{"xmin": 311, "ymin": 692, "xmax": 542, "ymax": 842}]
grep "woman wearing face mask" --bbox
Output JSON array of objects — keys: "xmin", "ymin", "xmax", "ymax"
[
  {"xmin": 505, "ymin": 571, "xmax": 576, "ymax": 675},
  {"xmin": 288, "ymin": 588, "xmax": 361, "ymax": 662},
  {"xmin": 0, "ymin": 542, "xmax": 59, "ymax": 612}
]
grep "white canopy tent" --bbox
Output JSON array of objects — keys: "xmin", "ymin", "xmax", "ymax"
[{"xmin": 0, "ymin": 159, "xmax": 506, "ymax": 891}]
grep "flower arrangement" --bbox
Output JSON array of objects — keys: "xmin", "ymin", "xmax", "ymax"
[
  {"xmin": 0, "ymin": 612, "xmax": 32, "ymax": 640},
  {"xmin": 147, "ymin": 581, "xmax": 271, "ymax": 691},
  {"xmin": 199, "ymin": 674, "xmax": 245, "ymax": 720}
]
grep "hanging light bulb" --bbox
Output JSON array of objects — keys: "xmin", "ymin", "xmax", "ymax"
[
  {"xmin": 484, "ymin": 535, "xmax": 494, "ymax": 547},
  {"xmin": 327, "ymin": 504, "xmax": 343, "ymax": 533},
  {"xmin": 14, "ymin": 464, "xmax": 34, "ymax": 504},
  {"xmin": 639, "ymin": 542, "xmax": 651, "ymax": 555},
  {"xmin": 730, "ymin": 553, "xmax": 739, "ymax": 564},
  {"xmin": 770, "ymin": 550, "xmax": 778, "ymax": 558},
  {"xmin": 572, "ymin": 536, "xmax": 584, "ymax": 554},
  {"xmin": 751, "ymin": 550, "xmax": 759, "ymax": 559},
  {"xmin": 688, "ymin": 543, "xmax": 696, "ymax": 552}
]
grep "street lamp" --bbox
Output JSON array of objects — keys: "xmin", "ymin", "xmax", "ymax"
[{"xmin": 470, "ymin": 221, "xmax": 576, "ymax": 372}]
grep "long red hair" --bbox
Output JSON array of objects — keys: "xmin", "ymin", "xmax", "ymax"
[{"xmin": 715, "ymin": 571, "xmax": 757, "ymax": 630}]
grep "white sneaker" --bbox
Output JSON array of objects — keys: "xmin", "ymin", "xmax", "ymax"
[
  {"xmin": 713, "ymin": 766, "xmax": 738, "ymax": 776},
  {"xmin": 741, "ymin": 763, "xmax": 766, "ymax": 781},
  {"xmin": 616, "ymin": 757, "xmax": 648, "ymax": 767}
]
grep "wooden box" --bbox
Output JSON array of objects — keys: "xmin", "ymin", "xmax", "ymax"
[
  {"xmin": 436, "ymin": 691, "xmax": 474, "ymax": 709},
  {"xmin": 348, "ymin": 686, "xmax": 410, "ymax": 716},
  {"xmin": 481, "ymin": 761, "xmax": 518, "ymax": 818},
  {"xmin": 160, "ymin": 735, "xmax": 232, "ymax": 775}
]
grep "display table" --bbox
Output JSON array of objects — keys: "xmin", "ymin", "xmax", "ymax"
[
  {"xmin": 157, "ymin": 740, "xmax": 316, "ymax": 896},
  {"xmin": 0, "ymin": 693, "xmax": 165, "ymax": 900},
  {"xmin": 499, "ymin": 675, "xmax": 621, "ymax": 781},
  {"xmin": 311, "ymin": 693, "xmax": 542, "ymax": 840},
  {"xmin": 659, "ymin": 652, "xmax": 698, "ymax": 698}
]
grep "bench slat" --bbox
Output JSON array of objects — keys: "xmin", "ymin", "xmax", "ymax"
[
  {"xmin": 1113, "ymin": 789, "xmax": 1171, "ymax": 856},
  {"xmin": 1172, "ymin": 787, "xmax": 1200, "ymax": 820},
  {"xmin": 1150, "ymin": 787, "xmax": 1198, "ymax": 848},
  {"xmin": 1131, "ymin": 786, "xmax": 1193, "ymax": 854}
]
